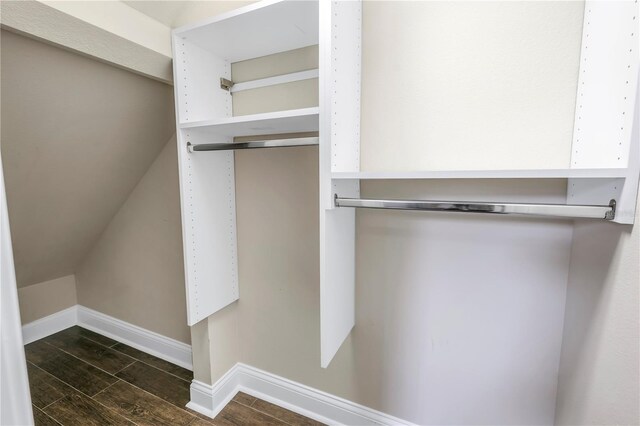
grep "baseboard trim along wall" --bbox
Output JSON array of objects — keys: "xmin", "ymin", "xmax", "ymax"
[
  {"xmin": 22, "ymin": 306, "xmax": 412, "ymax": 424},
  {"xmin": 21, "ymin": 305, "xmax": 193, "ymax": 370},
  {"xmin": 187, "ymin": 363, "xmax": 416, "ymax": 426},
  {"xmin": 76, "ymin": 306, "xmax": 193, "ymax": 370},
  {"xmin": 21, "ymin": 305, "xmax": 78, "ymax": 345}
]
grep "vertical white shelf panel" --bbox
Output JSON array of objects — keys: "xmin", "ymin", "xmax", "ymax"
[
  {"xmin": 176, "ymin": 41, "xmax": 232, "ymax": 124},
  {"xmin": 178, "ymin": 145, "xmax": 239, "ymax": 326},
  {"xmin": 320, "ymin": 0, "xmax": 362, "ymax": 368},
  {"xmin": 570, "ymin": 0, "xmax": 638, "ymax": 169},
  {"xmin": 330, "ymin": 0, "xmax": 362, "ymax": 175},
  {"xmin": 173, "ymin": 29, "xmax": 237, "ymax": 326},
  {"xmin": 320, "ymin": 179, "xmax": 359, "ymax": 368},
  {"xmin": 568, "ymin": 0, "xmax": 640, "ymax": 224}
]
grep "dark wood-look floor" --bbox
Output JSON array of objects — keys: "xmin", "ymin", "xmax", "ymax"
[{"xmin": 26, "ymin": 326, "xmax": 324, "ymax": 426}]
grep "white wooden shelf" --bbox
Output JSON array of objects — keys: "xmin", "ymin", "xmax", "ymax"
[
  {"xmin": 331, "ymin": 168, "xmax": 630, "ymax": 180},
  {"xmin": 174, "ymin": 0, "xmax": 318, "ymax": 62},
  {"xmin": 180, "ymin": 107, "xmax": 319, "ymax": 138}
]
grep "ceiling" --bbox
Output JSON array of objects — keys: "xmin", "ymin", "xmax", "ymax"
[
  {"xmin": 123, "ymin": 1, "xmax": 254, "ymax": 29},
  {"xmin": 1, "ymin": 30, "xmax": 176, "ymax": 287},
  {"xmin": 123, "ymin": 1, "xmax": 187, "ymax": 28}
]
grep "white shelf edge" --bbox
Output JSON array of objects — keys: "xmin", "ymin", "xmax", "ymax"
[
  {"xmin": 331, "ymin": 168, "xmax": 630, "ymax": 180},
  {"xmin": 172, "ymin": 0, "xmax": 319, "ymax": 63},
  {"xmin": 180, "ymin": 107, "xmax": 320, "ymax": 129},
  {"xmin": 231, "ymin": 69, "xmax": 319, "ymax": 93}
]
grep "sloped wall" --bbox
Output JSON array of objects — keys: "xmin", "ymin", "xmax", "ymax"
[
  {"xmin": 0, "ymin": 30, "xmax": 175, "ymax": 288},
  {"xmin": 75, "ymin": 137, "xmax": 189, "ymax": 344},
  {"xmin": 1, "ymin": 30, "xmax": 189, "ymax": 342}
]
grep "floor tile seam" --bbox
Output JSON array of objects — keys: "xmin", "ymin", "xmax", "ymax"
[
  {"xmin": 44, "ymin": 330, "xmax": 118, "ymax": 351},
  {"xmin": 31, "ymin": 358, "xmax": 120, "ymax": 404},
  {"xmin": 247, "ymin": 400, "xmax": 323, "ymax": 426},
  {"xmin": 57, "ymin": 379, "xmax": 143, "ymax": 426},
  {"xmin": 92, "ymin": 379, "xmax": 122, "ymax": 398},
  {"xmin": 230, "ymin": 401, "xmax": 292, "ymax": 426},
  {"xmin": 28, "ymin": 361, "xmax": 103, "ymax": 400},
  {"xmin": 110, "ymin": 370, "xmax": 202, "ymax": 424},
  {"xmin": 67, "ymin": 331, "xmax": 193, "ymax": 383},
  {"xmin": 232, "ymin": 398, "xmax": 254, "ymax": 410},
  {"xmin": 42, "ymin": 339, "xmax": 134, "ymax": 377},
  {"xmin": 116, "ymin": 356, "xmax": 192, "ymax": 384},
  {"xmin": 33, "ymin": 405, "xmax": 63, "ymax": 426},
  {"xmin": 113, "ymin": 359, "xmax": 138, "ymax": 375},
  {"xmin": 75, "ymin": 334, "xmax": 119, "ymax": 350},
  {"xmin": 108, "ymin": 343, "xmax": 194, "ymax": 382},
  {"xmin": 39, "ymin": 395, "xmax": 66, "ymax": 411}
]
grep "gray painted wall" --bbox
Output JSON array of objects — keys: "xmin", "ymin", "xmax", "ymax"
[
  {"xmin": 2, "ymin": 31, "xmax": 189, "ymax": 344},
  {"xmin": 1, "ymin": 30, "xmax": 175, "ymax": 287}
]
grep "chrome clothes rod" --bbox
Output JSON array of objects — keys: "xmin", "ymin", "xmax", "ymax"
[
  {"xmin": 334, "ymin": 196, "xmax": 616, "ymax": 220},
  {"xmin": 187, "ymin": 137, "xmax": 318, "ymax": 152}
]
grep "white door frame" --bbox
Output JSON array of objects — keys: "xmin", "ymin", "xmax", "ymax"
[{"xmin": 1, "ymin": 153, "xmax": 33, "ymax": 425}]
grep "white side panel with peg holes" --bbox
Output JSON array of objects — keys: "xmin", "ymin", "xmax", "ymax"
[
  {"xmin": 569, "ymin": 0, "xmax": 640, "ymax": 224},
  {"xmin": 175, "ymin": 40, "xmax": 232, "ymax": 125},
  {"xmin": 173, "ymin": 35, "xmax": 238, "ymax": 325},
  {"xmin": 174, "ymin": 0, "xmax": 363, "ymax": 361},
  {"xmin": 319, "ymin": 0, "xmax": 362, "ymax": 368},
  {"xmin": 320, "ymin": 0, "xmax": 362, "ymax": 211},
  {"xmin": 330, "ymin": 0, "xmax": 362, "ymax": 175}
]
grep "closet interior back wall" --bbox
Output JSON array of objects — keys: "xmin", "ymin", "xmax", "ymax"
[{"xmin": 225, "ymin": 2, "xmax": 581, "ymax": 422}]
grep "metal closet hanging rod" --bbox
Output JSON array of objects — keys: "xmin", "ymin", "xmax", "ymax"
[
  {"xmin": 334, "ymin": 196, "xmax": 616, "ymax": 220},
  {"xmin": 187, "ymin": 137, "xmax": 319, "ymax": 152}
]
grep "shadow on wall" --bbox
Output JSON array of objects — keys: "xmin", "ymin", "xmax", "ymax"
[
  {"xmin": 555, "ymin": 215, "xmax": 639, "ymax": 425},
  {"xmin": 353, "ymin": 179, "xmax": 573, "ymax": 424},
  {"xmin": 75, "ymin": 138, "xmax": 189, "ymax": 344},
  {"xmin": 233, "ymin": 153, "xmax": 575, "ymax": 424}
]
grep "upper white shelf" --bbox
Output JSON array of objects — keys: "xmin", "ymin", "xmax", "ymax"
[
  {"xmin": 174, "ymin": 0, "xmax": 319, "ymax": 62},
  {"xmin": 331, "ymin": 168, "xmax": 630, "ymax": 180},
  {"xmin": 180, "ymin": 107, "xmax": 319, "ymax": 139}
]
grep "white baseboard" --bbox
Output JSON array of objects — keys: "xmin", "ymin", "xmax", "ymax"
[
  {"xmin": 188, "ymin": 363, "xmax": 415, "ymax": 426},
  {"xmin": 21, "ymin": 304, "xmax": 192, "ymax": 371},
  {"xmin": 187, "ymin": 363, "xmax": 241, "ymax": 419},
  {"xmin": 22, "ymin": 305, "xmax": 78, "ymax": 344},
  {"xmin": 186, "ymin": 381, "xmax": 218, "ymax": 418},
  {"xmin": 77, "ymin": 306, "xmax": 192, "ymax": 370},
  {"xmin": 23, "ymin": 307, "xmax": 410, "ymax": 425}
]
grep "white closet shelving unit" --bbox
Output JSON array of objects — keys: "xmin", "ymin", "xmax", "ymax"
[
  {"xmin": 180, "ymin": 107, "xmax": 319, "ymax": 138},
  {"xmin": 173, "ymin": 0, "xmax": 640, "ymax": 368},
  {"xmin": 172, "ymin": 0, "xmax": 362, "ymax": 367}
]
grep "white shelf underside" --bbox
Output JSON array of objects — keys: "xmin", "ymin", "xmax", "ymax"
[
  {"xmin": 181, "ymin": 108, "xmax": 319, "ymax": 138},
  {"xmin": 174, "ymin": 0, "xmax": 319, "ymax": 62}
]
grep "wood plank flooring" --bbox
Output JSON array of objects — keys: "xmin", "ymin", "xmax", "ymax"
[{"xmin": 25, "ymin": 326, "xmax": 324, "ymax": 426}]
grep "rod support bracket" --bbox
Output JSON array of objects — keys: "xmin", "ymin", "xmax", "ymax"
[
  {"xmin": 220, "ymin": 78, "xmax": 234, "ymax": 92},
  {"xmin": 606, "ymin": 199, "xmax": 616, "ymax": 220}
]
